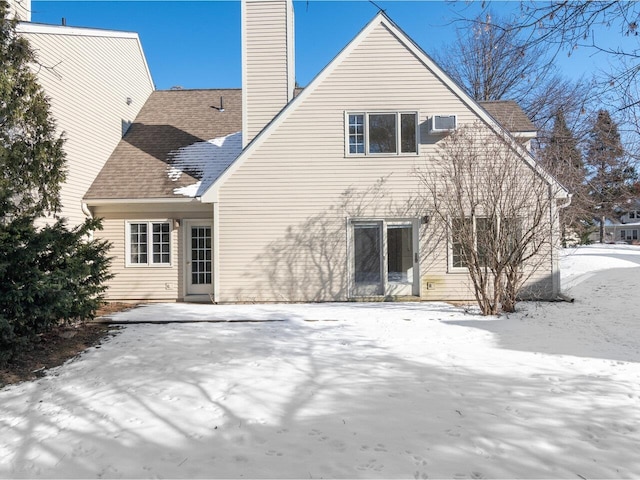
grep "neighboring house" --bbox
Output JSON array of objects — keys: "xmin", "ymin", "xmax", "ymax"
[
  {"xmin": 11, "ymin": 0, "xmax": 155, "ymax": 227},
  {"xmin": 85, "ymin": 0, "xmax": 568, "ymax": 303},
  {"xmin": 596, "ymin": 199, "xmax": 640, "ymax": 244}
]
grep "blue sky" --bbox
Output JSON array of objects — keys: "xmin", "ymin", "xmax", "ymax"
[{"xmin": 30, "ymin": 1, "xmax": 608, "ymax": 91}]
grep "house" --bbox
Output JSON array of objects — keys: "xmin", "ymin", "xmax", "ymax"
[
  {"xmin": 595, "ymin": 199, "xmax": 640, "ymax": 244},
  {"xmin": 84, "ymin": 0, "xmax": 569, "ymax": 303},
  {"xmin": 10, "ymin": 0, "xmax": 154, "ymax": 227}
]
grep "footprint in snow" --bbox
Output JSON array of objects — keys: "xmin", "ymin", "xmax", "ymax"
[{"xmin": 356, "ymin": 459, "xmax": 384, "ymax": 472}]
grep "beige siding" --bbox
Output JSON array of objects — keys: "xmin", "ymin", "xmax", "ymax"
[
  {"xmin": 7, "ymin": 0, "xmax": 30, "ymax": 21},
  {"xmin": 242, "ymin": 0, "xmax": 294, "ymax": 145},
  {"xmin": 18, "ymin": 25, "xmax": 154, "ymax": 227},
  {"xmin": 217, "ymin": 22, "xmax": 554, "ymax": 302},
  {"xmin": 92, "ymin": 203, "xmax": 212, "ymax": 302}
]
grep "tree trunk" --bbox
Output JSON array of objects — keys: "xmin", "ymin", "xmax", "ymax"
[{"xmin": 599, "ymin": 215, "xmax": 606, "ymax": 243}]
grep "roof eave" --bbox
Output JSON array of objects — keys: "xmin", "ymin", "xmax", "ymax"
[{"xmin": 84, "ymin": 197, "xmax": 201, "ymax": 206}]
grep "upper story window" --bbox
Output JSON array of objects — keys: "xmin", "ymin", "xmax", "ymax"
[
  {"xmin": 127, "ymin": 221, "xmax": 171, "ymax": 267},
  {"xmin": 347, "ymin": 112, "xmax": 418, "ymax": 156}
]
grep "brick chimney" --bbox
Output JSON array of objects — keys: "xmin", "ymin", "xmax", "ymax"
[{"xmin": 241, "ymin": 0, "xmax": 295, "ymax": 147}]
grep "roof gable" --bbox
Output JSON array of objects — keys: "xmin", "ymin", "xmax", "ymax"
[{"xmin": 202, "ymin": 12, "xmax": 567, "ymax": 202}]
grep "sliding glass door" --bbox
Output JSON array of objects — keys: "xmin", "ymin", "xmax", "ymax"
[{"xmin": 351, "ymin": 220, "xmax": 418, "ymax": 297}]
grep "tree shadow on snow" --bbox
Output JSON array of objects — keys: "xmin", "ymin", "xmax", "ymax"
[{"xmin": 0, "ymin": 320, "xmax": 638, "ymax": 478}]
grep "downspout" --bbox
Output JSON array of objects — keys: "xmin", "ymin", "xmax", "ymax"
[
  {"xmin": 551, "ymin": 189, "xmax": 572, "ymax": 298},
  {"xmin": 81, "ymin": 201, "xmax": 93, "ymax": 219},
  {"xmin": 212, "ymin": 201, "xmax": 220, "ymax": 304},
  {"xmin": 81, "ymin": 201, "xmax": 95, "ymax": 241}
]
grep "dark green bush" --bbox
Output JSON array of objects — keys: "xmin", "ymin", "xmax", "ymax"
[{"xmin": 0, "ymin": 216, "xmax": 112, "ymax": 365}]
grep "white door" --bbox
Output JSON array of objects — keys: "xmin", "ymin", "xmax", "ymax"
[{"xmin": 185, "ymin": 221, "xmax": 213, "ymax": 296}]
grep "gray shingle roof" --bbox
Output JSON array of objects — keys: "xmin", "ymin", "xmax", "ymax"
[
  {"xmin": 85, "ymin": 89, "xmax": 242, "ymax": 200},
  {"xmin": 85, "ymin": 91, "xmax": 534, "ymax": 201},
  {"xmin": 479, "ymin": 100, "xmax": 536, "ymax": 134}
]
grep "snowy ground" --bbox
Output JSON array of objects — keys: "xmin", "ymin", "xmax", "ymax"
[{"xmin": 1, "ymin": 246, "xmax": 640, "ymax": 479}]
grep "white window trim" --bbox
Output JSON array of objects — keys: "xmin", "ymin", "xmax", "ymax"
[
  {"xmin": 345, "ymin": 111, "xmax": 420, "ymax": 157},
  {"xmin": 125, "ymin": 220, "xmax": 173, "ymax": 268},
  {"xmin": 447, "ymin": 216, "xmax": 520, "ymax": 273}
]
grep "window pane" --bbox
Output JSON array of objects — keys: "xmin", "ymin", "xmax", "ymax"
[
  {"xmin": 348, "ymin": 114, "xmax": 364, "ymax": 154},
  {"xmin": 387, "ymin": 225, "xmax": 413, "ymax": 283},
  {"xmin": 368, "ymin": 114, "xmax": 396, "ymax": 154},
  {"xmin": 476, "ymin": 218, "xmax": 492, "ymax": 267},
  {"xmin": 451, "ymin": 218, "xmax": 471, "ymax": 268},
  {"xmin": 150, "ymin": 222, "xmax": 170, "ymax": 264},
  {"xmin": 191, "ymin": 225, "xmax": 212, "ymax": 285},
  {"xmin": 354, "ymin": 225, "xmax": 381, "ymax": 284},
  {"xmin": 130, "ymin": 223, "xmax": 147, "ymax": 264},
  {"xmin": 400, "ymin": 113, "xmax": 417, "ymax": 153}
]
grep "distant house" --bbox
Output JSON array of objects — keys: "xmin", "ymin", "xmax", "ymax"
[
  {"xmin": 83, "ymin": 0, "xmax": 568, "ymax": 303},
  {"xmin": 597, "ymin": 199, "xmax": 640, "ymax": 244},
  {"xmin": 11, "ymin": 0, "xmax": 154, "ymax": 227}
]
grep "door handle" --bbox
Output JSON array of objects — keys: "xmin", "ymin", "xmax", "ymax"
[{"xmin": 414, "ymin": 252, "xmax": 419, "ymax": 263}]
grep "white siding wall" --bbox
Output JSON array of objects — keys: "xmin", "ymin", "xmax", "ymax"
[
  {"xmin": 17, "ymin": 25, "xmax": 154, "ymax": 227},
  {"xmin": 92, "ymin": 203, "xmax": 212, "ymax": 302},
  {"xmin": 218, "ymin": 22, "xmax": 554, "ymax": 302},
  {"xmin": 7, "ymin": 0, "xmax": 30, "ymax": 21},
  {"xmin": 242, "ymin": 0, "xmax": 294, "ymax": 146}
]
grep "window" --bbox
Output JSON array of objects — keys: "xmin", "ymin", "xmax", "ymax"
[
  {"xmin": 348, "ymin": 114, "xmax": 365, "ymax": 154},
  {"xmin": 346, "ymin": 112, "xmax": 418, "ymax": 155},
  {"xmin": 630, "ymin": 211, "xmax": 636, "ymax": 219},
  {"xmin": 450, "ymin": 216, "xmax": 521, "ymax": 270},
  {"xmin": 127, "ymin": 221, "xmax": 171, "ymax": 266},
  {"xmin": 621, "ymin": 230, "xmax": 626, "ymax": 240}
]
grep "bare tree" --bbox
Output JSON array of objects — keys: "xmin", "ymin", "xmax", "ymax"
[
  {"xmin": 436, "ymin": 10, "xmax": 591, "ymax": 131},
  {"xmin": 436, "ymin": 12, "xmax": 553, "ymax": 102},
  {"xmin": 482, "ymin": 1, "xmax": 640, "ymax": 148},
  {"xmin": 418, "ymin": 123, "xmax": 562, "ymax": 315},
  {"xmin": 514, "ymin": 1, "xmax": 640, "ymax": 104}
]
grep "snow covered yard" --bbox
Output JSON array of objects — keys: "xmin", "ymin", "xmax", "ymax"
[{"xmin": 1, "ymin": 246, "xmax": 640, "ymax": 478}]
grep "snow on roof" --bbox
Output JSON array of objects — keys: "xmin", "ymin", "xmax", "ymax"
[{"xmin": 168, "ymin": 132, "xmax": 242, "ymax": 198}]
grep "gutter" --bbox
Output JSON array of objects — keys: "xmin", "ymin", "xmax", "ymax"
[{"xmin": 84, "ymin": 197, "xmax": 200, "ymax": 206}]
